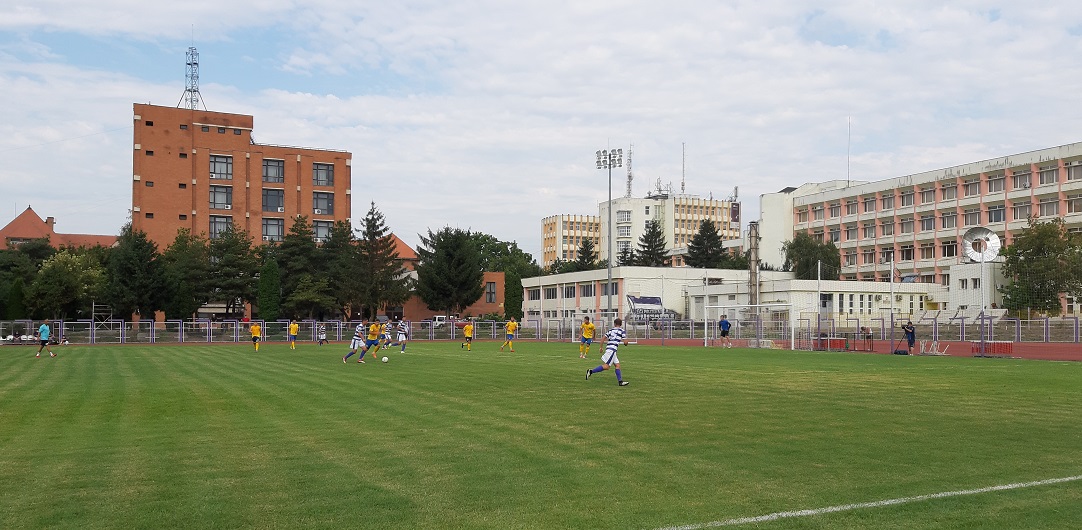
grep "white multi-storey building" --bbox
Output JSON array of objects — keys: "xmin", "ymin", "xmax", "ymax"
[{"xmin": 540, "ymin": 214, "xmax": 601, "ymax": 266}]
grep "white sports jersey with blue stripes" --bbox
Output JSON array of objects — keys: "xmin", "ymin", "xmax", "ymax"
[{"xmin": 601, "ymin": 327, "xmax": 627, "ymax": 365}]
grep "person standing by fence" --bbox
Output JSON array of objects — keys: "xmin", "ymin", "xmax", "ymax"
[
  {"xmin": 903, "ymin": 321, "xmax": 916, "ymax": 354},
  {"xmin": 719, "ymin": 315, "xmax": 733, "ymax": 348}
]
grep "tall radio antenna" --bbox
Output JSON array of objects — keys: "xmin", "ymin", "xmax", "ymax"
[
  {"xmin": 177, "ymin": 46, "xmax": 207, "ymax": 110},
  {"xmin": 625, "ymin": 144, "xmax": 634, "ymax": 198},
  {"xmin": 681, "ymin": 142, "xmax": 686, "ymax": 194}
]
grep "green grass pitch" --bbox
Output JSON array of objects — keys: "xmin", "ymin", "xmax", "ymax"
[{"xmin": 1, "ymin": 341, "xmax": 1081, "ymax": 529}]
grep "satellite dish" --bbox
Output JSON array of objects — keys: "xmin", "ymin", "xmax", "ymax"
[{"xmin": 962, "ymin": 227, "xmax": 1001, "ymax": 262}]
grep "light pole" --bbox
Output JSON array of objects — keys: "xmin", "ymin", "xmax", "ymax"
[{"xmin": 596, "ymin": 148, "xmax": 623, "ymax": 322}]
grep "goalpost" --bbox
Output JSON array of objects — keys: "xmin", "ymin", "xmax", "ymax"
[{"xmin": 704, "ymin": 303, "xmax": 795, "ymax": 350}]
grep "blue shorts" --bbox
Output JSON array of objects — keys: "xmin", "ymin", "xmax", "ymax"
[
  {"xmin": 365, "ymin": 338, "xmax": 381, "ymax": 349},
  {"xmin": 580, "ymin": 337, "xmax": 593, "ymax": 345},
  {"xmin": 505, "ymin": 334, "xmax": 514, "ymax": 341},
  {"xmin": 288, "ymin": 334, "xmax": 297, "ymax": 341}
]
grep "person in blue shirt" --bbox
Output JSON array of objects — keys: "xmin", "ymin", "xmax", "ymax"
[
  {"xmin": 36, "ymin": 319, "xmax": 56, "ymax": 358},
  {"xmin": 903, "ymin": 321, "xmax": 916, "ymax": 354},
  {"xmin": 719, "ymin": 315, "xmax": 733, "ymax": 348},
  {"xmin": 586, "ymin": 318, "xmax": 630, "ymax": 386}
]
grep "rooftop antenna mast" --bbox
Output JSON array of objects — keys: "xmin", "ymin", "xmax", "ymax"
[
  {"xmin": 681, "ymin": 142, "xmax": 686, "ymax": 194},
  {"xmin": 625, "ymin": 144, "xmax": 634, "ymax": 198},
  {"xmin": 177, "ymin": 46, "xmax": 207, "ymax": 110}
]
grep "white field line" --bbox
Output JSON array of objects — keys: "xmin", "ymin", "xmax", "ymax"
[{"xmin": 656, "ymin": 475, "xmax": 1082, "ymax": 530}]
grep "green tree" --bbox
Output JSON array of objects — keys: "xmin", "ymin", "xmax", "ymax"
[
  {"xmin": 281, "ymin": 274, "xmax": 337, "ymax": 320},
  {"xmin": 161, "ymin": 229, "xmax": 212, "ymax": 319},
  {"xmin": 321, "ymin": 220, "xmax": 363, "ymax": 318},
  {"xmin": 26, "ymin": 250, "xmax": 105, "ymax": 319},
  {"xmin": 257, "ymin": 254, "xmax": 282, "ymax": 320},
  {"xmin": 546, "ymin": 258, "xmax": 577, "ymax": 275},
  {"xmin": 5, "ymin": 276, "xmax": 26, "ymax": 319},
  {"xmin": 636, "ymin": 221, "xmax": 669, "ymax": 267},
  {"xmin": 685, "ymin": 219, "xmax": 725, "ymax": 268},
  {"xmin": 104, "ymin": 224, "xmax": 164, "ymax": 318},
  {"xmin": 277, "ymin": 216, "xmax": 319, "ymax": 298},
  {"xmin": 357, "ymin": 202, "xmax": 411, "ymax": 319},
  {"xmin": 781, "ymin": 232, "xmax": 840, "ymax": 280},
  {"xmin": 415, "ymin": 227, "xmax": 484, "ymax": 315},
  {"xmin": 574, "ymin": 238, "xmax": 598, "ymax": 271},
  {"xmin": 617, "ymin": 246, "xmax": 637, "ymax": 266},
  {"xmin": 208, "ymin": 227, "xmax": 258, "ymax": 317},
  {"xmin": 999, "ymin": 218, "xmax": 1082, "ymax": 314},
  {"xmin": 468, "ymin": 232, "xmax": 541, "ymax": 319}
]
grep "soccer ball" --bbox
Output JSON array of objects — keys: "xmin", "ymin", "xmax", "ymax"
[{"xmin": 381, "ymin": 356, "xmax": 388, "ymax": 363}]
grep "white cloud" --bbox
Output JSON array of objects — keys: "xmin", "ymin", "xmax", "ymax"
[{"xmin": 4, "ymin": 1, "xmax": 1082, "ymax": 257}]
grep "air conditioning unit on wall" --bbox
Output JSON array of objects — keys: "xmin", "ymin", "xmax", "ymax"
[
  {"xmin": 314, "ymin": 209, "xmax": 324, "ymax": 215},
  {"xmin": 223, "ymin": 205, "xmax": 232, "ymax": 210},
  {"xmin": 276, "ymin": 207, "xmax": 285, "ymax": 213}
]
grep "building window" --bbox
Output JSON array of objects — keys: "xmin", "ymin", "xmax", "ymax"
[
  {"xmin": 145, "ymin": 181, "xmax": 154, "ymax": 187},
  {"xmin": 313, "ymin": 163, "xmax": 334, "ymax": 186},
  {"xmin": 617, "ymin": 240, "xmax": 631, "ymax": 253},
  {"xmin": 880, "ymin": 220, "xmax": 894, "ymax": 236},
  {"xmin": 262, "ymin": 218, "xmax": 285, "ymax": 242},
  {"xmin": 617, "ymin": 226, "xmax": 631, "ymax": 237},
  {"xmin": 987, "ymin": 176, "xmax": 1005, "ymax": 193},
  {"xmin": 145, "ymin": 212, "xmax": 154, "ymax": 219},
  {"xmin": 1069, "ymin": 165, "xmax": 1082, "ymax": 181},
  {"xmin": 863, "ymin": 224, "xmax": 876, "ymax": 239},
  {"xmin": 863, "ymin": 196, "xmax": 876, "ymax": 212},
  {"xmin": 312, "ymin": 220, "xmax": 333, "ymax": 243},
  {"xmin": 862, "ymin": 249, "xmax": 875, "ymax": 264},
  {"xmin": 964, "ymin": 180, "xmax": 980, "ymax": 197},
  {"xmin": 941, "ymin": 212, "xmax": 957, "ymax": 229},
  {"xmin": 145, "ymin": 150, "xmax": 154, "ymax": 156},
  {"xmin": 797, "ymin": 210, "xmax": 809, "ymax": 223},
  {"xmin": 217, "ymin": 127, "xmax": 226, "ymax": 134},
  {"xmin": 829, "ymin": 203, "xmax": 840, "ymax": 218},
  {"xmin": 600, "ymin": 282, "xmax": 619, "ymax": 296},
  {"xmin": 813, "ymin": 206, "xmax": 824, "ymax": 220},
  {"xmin": 580, "ymin": 284, "xmax": 595, "ymax": 297},
  {"xmin": 201, "ymin": 126, "xmax": 210, "ymax": 132},
  {"xmin": 845, "ymin": 201, "xmax": 857, "ymax": 215},
  {"xmin": 920, "ymin": 243, "xmax": 935, "ymax": 260},
  {"xmin": 313, "ymin": 192, "xmax": 334, "ymax": 215},
  {"xmin": 1012, "ymin": 173, "xmax": 1031, "ymax": 189},
  {"xmin": 1038, "ymin": 197, "xmax": 1059, "ymax": 217},
  {"xmin": 263, "ymin": 159, "xmax": 285, "ymax": 183},
  {"xmin": 180, "ymin": 124, "xmax": 188, "ymax": 130},
  {"xmin": 829, "ymin": 228, "xmax": 840, "ymax": 243},
  {"xmin": 845, "ymin": 226, "xmax": 856, "ymax": 240},
  {"xmin": 1067, "ymin": 194, "xmax": 1082, "ymax": 214},
  {"xmin": 544, "ymin": 287, "xmax": 557, "ymax": 300},
  {"xmin": 179, "ymin": 214, "xmax": 187, "ymax": 220},
  {"xmin": 941, "ymin": 273, "xmax": 951, "ymax": 286},
  {"xmin": 813, "ymin": 230, "xmax": 824, "ymax": 243},
  {"xmin": 964, "ymin": 209, "xmax": 980, "ymax": 226},
  {"xmin": 1013, "ymin": 201, "xmax": 1031, "ymax": 219},
  {"xmin": 233, "ymin": 129, "xmax": 242, "ymax": 135},
  {"xmin": 960, "ymin": 278, "xmax": 968, "ymax": 289},
  {"xmin": 844, "ymin": 252, "xmax": 856, "ymax": 267},
  {"xmin": 263, "ymin": 189, "xmax": 285, "ymax": 212},
  {"xmin": 881, "ymin": 248, "xmax": 894, "ymax": 262},
  {"xmin": 645, "ymin": 206, "xmax": 651, "ymax": 215},
  {"xmin": 617, "ymin": 210, "xmax": 632, "ymax": 223},
  {"xmin": 900, "ymin": 218, "xmax": 913, "ymax": 234},
  {"xmin": 900, "ymin": 244, "xmax": 914, "ymax": 261},
  {"xmin": 920, "ymin": 215, "xmax": 935, "ymax": 231},
  {"xmin": 179, "ymin": 153, "xmax": 188, "ymax": 159},
  {"xmin": 920, "ymin": 189, "xmax": 935, "ymax": 204},
  {"xmin": 486, "ymin": 282, "xmax": 498, "ymax": 303},
  {"xmin": 210, "ymin": 155, "xmax": 233, "ymax": 180},
  {"xmin": 528, "ymin": 289, "xmax": 540, "ymax": 301},
  {"xmin": 987, "ymin": 204, "xmax": 1006, "ymax": 223},
  {"xmin": 1039, "ymin": 168, "xmax": 1058, "ymax": 185},
  {"xmin": 563, "ymin": 285, "xmax": 575, "ymax": 299},
  {"xmin": 900, "ymin": 191, "xmax": 914, "ymax": 207},
  {"xmin": 881, "ymin": 195, "xmax": 895, "ymax": 210},
  {"xmin": 941, "ymin": 184, "xmax": 957, "ymax": 200},
  {"xmin": 209, "ymin": 185, "xmax": 232, "ymax": 210},
  {"xmin": 942, "ymin": 241, "xmax": 957, "ymax": 258},
  {"xmin": 209, "ymin": 215, "xmax": 232, "ymax": 239}
]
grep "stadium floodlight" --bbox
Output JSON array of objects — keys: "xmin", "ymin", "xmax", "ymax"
[{"xmin": 596, "ymin": 148, "xmax": 622, "ymax": 320}]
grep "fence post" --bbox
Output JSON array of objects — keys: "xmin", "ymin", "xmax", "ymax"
[{"xmin": 1044, "ymin": 316, "xmax": 1051, "ymax": 343}]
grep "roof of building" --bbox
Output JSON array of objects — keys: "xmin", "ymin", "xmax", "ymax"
[
  {"xmin": 0, "ymin": 207, "xmax": 117, "ymax": 249},
  {"xmin": 390, "ymin": 233, "xmax": 418, "ymax": 263}
]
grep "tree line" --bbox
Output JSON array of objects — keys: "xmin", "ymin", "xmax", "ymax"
[{"xmin": 0, "ymin": 202, "xmax": 542, "ymax": 322}]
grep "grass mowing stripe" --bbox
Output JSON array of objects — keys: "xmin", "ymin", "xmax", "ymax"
[{"xmin": 656, "ymin": 474, "xmax": 1082, "ymax": 529}]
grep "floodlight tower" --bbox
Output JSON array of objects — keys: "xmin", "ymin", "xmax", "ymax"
[
  {"xmin": 177, "ymin": 46, "xmax": 207, "ymax": 110},
  {"xmin": 597, "ymin": 148, "xmax": 623, "ymax": 320}
]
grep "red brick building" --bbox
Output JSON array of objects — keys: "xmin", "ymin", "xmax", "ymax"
[
  {"xmin": 131, "ymin": 104, "xmax": 352, "ymax": 249},
  {"xmin": 388, "ymin": 235, "xmax": 507, "ymax": 320},
  {"xmin": 0, "ymin": 206, "xmax": 117, "ymax": 249}
]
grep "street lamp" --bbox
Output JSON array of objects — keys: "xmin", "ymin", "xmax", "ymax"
[{"xmin": 596, "ymin": 148, "xmax": 623, "ymax": 322}]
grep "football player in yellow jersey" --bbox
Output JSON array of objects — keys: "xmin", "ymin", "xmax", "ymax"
[
  {"xmin": 356, "ymin": 320, "xmax": 383, "ymax": 363},
  {"xmin": 288, "ymin": 320, "xmax": 300, "ymax": 350},
  {"xmin": 249, "ymin": 322, "xmax": 262, "ymax": 352},
  {"xmin": 460, "ymin": 320, "xmax": 474, "ymax": 351},
  {"xmin": 578, "ymin": 316, "xmax": 596, "ymax": 359},
  {"xmin": 499, "ymin": 317, "xmax": 518, "ymax": 352}
]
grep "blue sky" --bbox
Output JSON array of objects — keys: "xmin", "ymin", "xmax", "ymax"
[{"xmin": 3, "ymin": 1, "xmax": 1082, "ymax": 259}]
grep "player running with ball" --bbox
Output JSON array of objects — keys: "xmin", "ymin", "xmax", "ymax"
[{"xmin": 586, "ymin": 318, "xmax": 630, "ymax": 386}]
